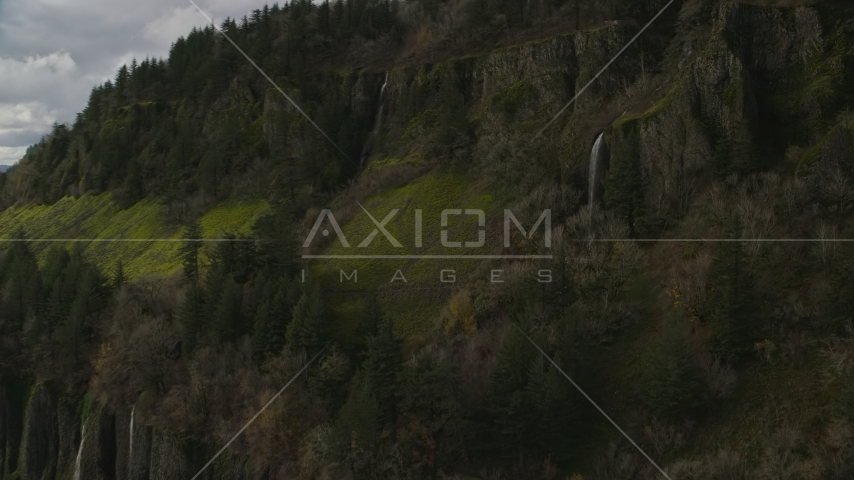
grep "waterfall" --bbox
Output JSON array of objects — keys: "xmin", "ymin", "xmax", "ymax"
[
  {"xmin": 373, "ymin": 72, "xmax": 389, "ymax": 134},
  {"xmin": 359, "ymin": 72, "xmax": 390, "ymax": 169},
  {"xmin": 129, "ymin": 406, "xmax": 135, "ymax": 470},
  {"xmin": 589, "ymin": 132, "xmax": 605, "ymax": 207},
  {"xmin": 73, "ymin": 424, "xmax": 87, "ymax": 480}
]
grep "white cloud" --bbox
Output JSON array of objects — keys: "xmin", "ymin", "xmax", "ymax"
[
  {"xmin": 0, "ymin": 51, "xmax": 76, "ymax": 77},
  {"xmin": 0, "ymin": 52, "xmax": 93, "ymax": 158},
  {"xmin": 0, "ymin": 52, "xmax": 86, "ymax": 103},
  {"xmin": 0, "ymin": 102, "xmax": 58, "ymax": 131},
  {"xmin": 142, "ymin": 6, "xmax": 207, "ymax": 47},
  {"xmin": 0, "ymin": 146, "xmax": 27, "ymax": 166}
]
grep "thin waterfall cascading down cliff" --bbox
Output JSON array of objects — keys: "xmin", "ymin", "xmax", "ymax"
[
  {"xmin": 73, "ymin": 423, "xmax": 86, "ymax": 480},
  {"xmin": 359, "ymin": 72, "xmax": 390, "ymax": 169},
  {"xmin": 588, "ymin": 132, "xmax": 605, "ymax": 208},
  {"xmin": 373, "ymin": 72, "xmax": 390, "ymax": 134},
  {"xmin": 129, "ymin": 405, "xmax": 135, "ymax": 470}
]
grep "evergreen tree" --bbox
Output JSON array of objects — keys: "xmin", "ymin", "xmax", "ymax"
[
  {"xmin": 181, "ymin": 221, "xmax": 203, "ymax": 282},
  {"xmin": 351, "ymin": 292, "xmax": 383, "ymax": 360},
  {"xmin": 491, "ymin": 326, "xmax": 536, "ymax": 396},
  {"xmin": 539, "ymin": 355, "xmax": 576, "ymax": 461},
  {"xmin": 310, "ymin": 345, "xmax": 352, "ymax": 411},
  {"xmin": 1, "ymin": 235, "xmax": 41, "ymax": 330},
  {"xmin": 199, "ymin": 149, "xmax": 224, "ymax": 198},
  {"xmin": 520, "ymin": 354, "xmax": 549, "ymax": 452},
  {"xmin": 398, "ymin": 350, "xmax": 465, "ymax": 472},
  {"xmin": 327, "ymin": 373, "xmax": 380, "ymax": 477},
  {"xmin": 115, "ymin": 65, "xmax": 130, "ymax": 93},
  {"xmin": 489, "ymin": 324, "xmax": 538, "ymax": 456},
  {"xmin": 641, "ymin": 312, "xmax": 707, "ymax": 420},
  {"xmin": 41, "ymin": 246, "xmax": 70, "ymax": 290},
  {"xmin": 180, "ymin": 283, "xmax": 206, "ymax": 353},
  {"xmin": 699, "ymin": 217, "xmax": 758, "ymax": 360},
  {"xmin": 113, "ymin": 260, "xmax": 125, "ymax": 289},
  {"xmin": 268, "ymin": 279, "xmax": 298, "ymax": 352},
  {"xmin": 209, "ymin": 233, "xmax": 256, "ymax": 283},
  {"xmin": 211, "ymin": 278, "xmax": 244, "ymax": 342},
  {"xmin": 59, "ymin": 249, "xmax": 106, "ymax": 363},
  {"xmin": 319, "ymin": 0, "xmax": 332, "ymax": 35},
  {"xmin": 708, "ymin": 129, "xmax": 756, "ymax": 181},
  {"xmin": 46, "ymin": 278, "xmax": 68, "ymax": 329},
  {"xmin": 122, "ymin": 160, "xmax": 144, "ymax": 206},
  {"xmin": 363, "ymin": 318, "xmax": 401, "ymax": 430},
  {"xmin": 286, "ymin": 282, "xmax": 331, "ymax": 352},
  {"xmin": 605, "ymin": 124, "xmax": 644, "ymax": 235},
  {"xmin": 251, "ymin": 276, "xmax": 299, "ymax": 359},
  {"xmin": 251, "ymin": 291, "xmax": 273, "ymax": 360},
  {"xmin": 43, "ymin": 247, "xmax": 73, "ymax": 328},
  {"xmin": 826, "ymin": 249, "xmax": 854, "ymax": 330}
]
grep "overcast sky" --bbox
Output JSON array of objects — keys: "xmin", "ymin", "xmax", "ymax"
[{"xmin": 0, "ymin": 0, "xmax": 269, "ymax": 165}]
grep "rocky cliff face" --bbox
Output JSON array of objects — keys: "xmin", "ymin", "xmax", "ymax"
[
  {"xmin": 127, "ymin": 422, "xmax": 151, "ymax": 480},
  {"xmin": 17, "ymin": 384, "xmax": 59, "ymax": 480},
  {"xmin": 2, "ymin": 379, "xmax": 25, "ymax": 479},
  {"xmin": 604, "ymin": 2, "xmax": 839, "ymax": 221},
  {"xmin": 0, "ymin": 378, "xmax": 267, "ymax": 480},
  {"xmin": 200, "ymin": 14, "xmax": 650, "ymax": 197}
]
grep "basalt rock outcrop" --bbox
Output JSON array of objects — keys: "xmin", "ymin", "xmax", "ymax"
[{"xmin": 605, "ymin": 2, "xmax": 835, "ymax": 220}]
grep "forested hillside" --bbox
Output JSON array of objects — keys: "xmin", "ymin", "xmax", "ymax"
[{"xmin": 3, "ymin": 0, "xmax": 854, "ymax": 479}]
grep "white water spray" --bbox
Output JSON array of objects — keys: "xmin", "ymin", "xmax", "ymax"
[
  {"xmin": 73, "ymin": 424, "xmax": 86, "ymax": 480},
  {"xmin": 373, "ymin": 72, "xmax": 389, "ymax": 134},
  {"xmin": 589, "ymin": 133, "xmax": 605, "ymax": 207},
  {"xmin": 129, "ymin": 406, "xmax": 135, "ymax": 470},
  {"xmin": 359, "ymin": 72, "xmax": 390, "ymax": 169}
]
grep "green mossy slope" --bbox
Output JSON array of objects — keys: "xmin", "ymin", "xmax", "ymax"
[
  {"xmin": 0, "ymin": 195, "xmax": 268, "ymax": 280},
  {"xmin": 313, "ymin": 171, "xmax": 498, "ymax": 342}
]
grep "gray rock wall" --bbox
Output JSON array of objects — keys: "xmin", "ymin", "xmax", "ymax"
[
  {"xmin": 606, "ymin": 3, "xmax": 828, "ymax": 218},
  {"xmin": 17, "ymin": 383, "xmax": 58, "ymax": 480}
]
